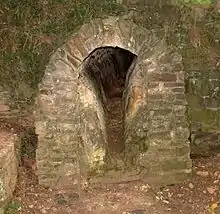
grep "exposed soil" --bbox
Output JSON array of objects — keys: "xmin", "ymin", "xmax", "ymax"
[
  {"xmin": 8, "ymin": 154, "xmax": 220, "ymax": 214},
  {"xmin": 4, "ymin": 80, "xmax": 220, "ymax": 214},
  {"xmin": 106, "ymin": 97, "xmax": 124, "ymax": 154},
  {"xmin": 2, "ymin": 109, "xmax": 218, "ymax": 214},
  {"xmin": 1, "ymin": 1, "xmax": 220, "ymax": 214}
]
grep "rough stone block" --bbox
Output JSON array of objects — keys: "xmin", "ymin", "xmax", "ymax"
[
  {"xmin": 190, "ymin": 131, "xmax": 220, "ymax": 157},
  {"xmin": 189, "ymin": 109, "xmax": 220, "ymax": 131},
  {"xmin": 0, "ymin": 131, "xmax": 19, "ymax": 212},
  {"xmin": 185, "ymin": 68, "xmax": 220, "ymax": 156}
]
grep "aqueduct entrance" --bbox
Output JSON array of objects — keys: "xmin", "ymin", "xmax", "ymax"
[
  {"xmin": 83, "ymin": 46, "xmax": 136, "ymax": 156},
  {"xmin": 34, "ymin": 16, "xmax": 192, "ymax": 190}
]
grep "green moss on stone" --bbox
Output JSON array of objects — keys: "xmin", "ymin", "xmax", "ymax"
[
  {"xmin": 189, "ymin": 109, "xmax": 220, "ymax": 131},
  {"xmin": 198, "ymin": 79, "xmax": 210, "ymax": 97},
  {"xmin": 186, "ymin": 94, "xmax": 202, "ymax": 108},
  {"xmin": 161, "ymin": 158, "xmax": 192, "ymax": 171},
  {"xmin": 186, "ymin": 78, "xmax": 211, "ymax": 97},
  {"xmin": 5, "ymin": 201, "xmax": 21, "ymax": 214},
  {"xmin": 203, "ymin": 98, "xmax": 220, "ymax": 109},
  {"xmin": 88, "ymin": 148, "xmax": 106, "ymax": 174},
  {"xmin": 174, "ymin": 0, "xmax": 212, "ymax": 7}
]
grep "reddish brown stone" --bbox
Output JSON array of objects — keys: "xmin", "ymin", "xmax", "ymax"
[
  {"xmin": 148, "ymin": 73, "xmax": 161, "ymax": 82},
  {"xmin": 161, "ymin": 73, "xmax": 177, "ymax": 82},
  {"xmin": 209, "ymin": 134, "xmax": 219, "ymax": 141},
  {"xmin": 148, "ymin": 93, "xmax": 163, "ymax": 100},
  {"xmin": 0, "ymin": 131, "xmax": 20, "ymax": 211},
  {"xmin": 0, "ymin": 104, "xmax": 10, "ymax": 112}
]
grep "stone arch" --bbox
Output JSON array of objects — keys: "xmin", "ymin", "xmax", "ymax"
[{"xmin": 34, "ymin": 16, "xmax": 192, "ymax": 189}]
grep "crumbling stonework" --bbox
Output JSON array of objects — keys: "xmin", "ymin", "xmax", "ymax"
[
  {"xmin": 124, "ymin": 43, "xmax": 192, "ymax": 185},
  {"xmin": 186, "ymin": 70, "xmax": 220, "ymax": 157},
  {"xmin": 34, "ymin": 15, "xmax": 192, "ymax": 189},
  {"xmin": 0, "ymin": 87, "xmax": 11, "ymax": 120},
  {"xmin": 0, "ymin": 131, "xmax": 20, "ymax": 213}
]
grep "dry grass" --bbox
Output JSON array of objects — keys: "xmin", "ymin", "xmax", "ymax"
[
  {"xmin": 1, "ymin": 1, "xmax": 220, "ymax": 213},
  {"xmin": 0, "ymin": 1, "xmax": 219, "ymax": 110},
  {"xmin": 1, "ymin": 0, "xmax": 219, "ymax": 153},
  {"xmin": 0, "ymin": 0, "xmax": 124, "ymax": 108}
]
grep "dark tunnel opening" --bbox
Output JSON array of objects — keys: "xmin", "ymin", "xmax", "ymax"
[{"xmin": 83, "ymin": 46, "xmax": 137, "ymax": 156}]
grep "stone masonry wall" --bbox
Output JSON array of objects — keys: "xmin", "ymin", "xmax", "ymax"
[
  {"xmin": 34, "ymin": 16, "xmax": 144, "ymax": 189},
  {"xmin": 140, "ymin": 45, "xmax": 192, "ymax": 185},
  {"xmin": 186, "ymin": 69, "xmax": 220, "ymax": 156},
  {"xmin": 0, "ymin": 131, "xmax": 20, "ymax": 213},
  {"xmin": 124, "ymin": 40, "xmax": 192, "ymax": 185},
  {"xmin": 0, "ymin": 3, "xmax": 218, "ymax": 208},
  {"xmin": 34, "ymin": 58, "xmax": 83, "ymax": 189},
  {"xmin": 35, "ymin": 16, "xmax": 192, "ymax": 189},
  {"xmin": 0, "ymin": 87, "xmax": 11, "ymax": 120}
]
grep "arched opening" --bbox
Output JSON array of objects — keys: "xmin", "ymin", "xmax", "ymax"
[
  {"xmin": 34, "ymin": 16, "xmax": 192, "ymax": 188},
  {"xmin": 83, "ymin": 46, "xmax": 137, "ymax": 155}
]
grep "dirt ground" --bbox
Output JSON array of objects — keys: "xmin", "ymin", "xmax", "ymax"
[
  {"xmin": 4, "ymin": 88, "xmax": 220, "ymax": 214},
  {"xmin": 106, "ymin": 97, "xmax": 124, "ymax": 154},
  {"xmin": 5, "ymin": 154, "xmax": 220, "ymax": 214},
  {"xmin": 1, "ymin": 1, "xmax": 220, "ymax": 214}
]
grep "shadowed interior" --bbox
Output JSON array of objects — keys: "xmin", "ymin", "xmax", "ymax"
[{"xmin": 83, "ymin": 46, "xmax": 136, "ymax": 155}]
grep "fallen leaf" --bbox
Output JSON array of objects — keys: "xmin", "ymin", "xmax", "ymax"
[{"xmin": 210, "ymin": 203, "xmax": 218, "ymax": 214}]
